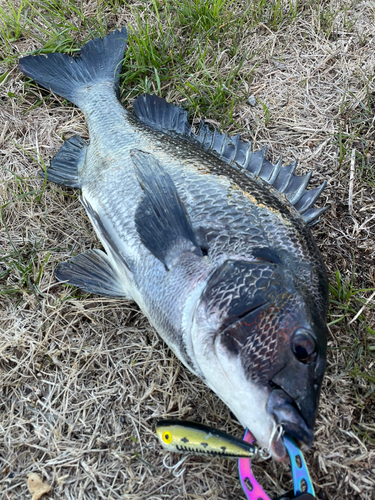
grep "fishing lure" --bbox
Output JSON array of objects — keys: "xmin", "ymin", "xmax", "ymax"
[
  {"xmin": 156, "ymin": 420, "xmax": 258, "ymax": 459},
  {"xmin": 157, "ymin": 420, "xmax": 316, "ymax": 499}
]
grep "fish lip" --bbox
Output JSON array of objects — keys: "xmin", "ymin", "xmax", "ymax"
[
  {"xmin": 267, "ymin": 387, "xmax": 314, "ymax": 452},
  {"xmin": 270, "ymin": 433, "xmax": 287, "ymax": 461}
]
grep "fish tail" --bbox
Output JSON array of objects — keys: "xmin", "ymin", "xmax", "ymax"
[{"xmin": 18, "ymin": 28, "xmax": 127, "ymax": 106}]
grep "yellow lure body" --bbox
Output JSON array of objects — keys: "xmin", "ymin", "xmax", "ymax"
[{"xmin": 156, "ymin": 420, "xmax": 257, "ymax": 458}]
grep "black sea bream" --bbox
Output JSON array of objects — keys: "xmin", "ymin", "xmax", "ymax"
[{"xmin": 19, "ymin": 28, "xmax": 329, "ymax": 460}]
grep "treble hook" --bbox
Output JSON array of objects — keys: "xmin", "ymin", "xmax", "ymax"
[
  {"xmin": 268, "ymin": 423, "xmax": 284, "ymax": 450},
  {"xmin": 162, "ymin": 453, "xmax": 189, "ymax": 477}
]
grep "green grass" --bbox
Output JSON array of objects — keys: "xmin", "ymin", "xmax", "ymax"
[
  {"xmin": 1, "ymin": 0, "xmax": 255, "ymax": 121},
  {"xmin": 329, "ymin": 270, "xmax": 375, "ymax": 326},
  {"xmin": 1, "ymin": 0, "xmax": 369, "ymax": 124},
  {"xmin": 119, "ymin": 1, "xmax": 261, "ymax": 122},
  {"xmin": 329, "ymin": 270, "xmax": 375, "ymax": 397},
  {"xmin": 335, "ymin": 84, "xmax": 375, "ymax": 181},
  {"xmin": 0, "ymin": 0, "xmax": 109, "ymax": 64}
]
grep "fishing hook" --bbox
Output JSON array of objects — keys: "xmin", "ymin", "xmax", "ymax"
[
  {"xmin": 268, "ymin": 423, "xmax": 284, "ymax": 451},
  {"xmin": 162, "ymin": 453, "xmax": 189, "ymax": 477}
]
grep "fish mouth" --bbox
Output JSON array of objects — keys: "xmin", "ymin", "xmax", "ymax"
[
  {"xmin": 267, "ymin": 386, "xmax": 314, "ymax": 457},
  {"xmin": 269, "ymin": 431, "xmax": 287, "ymax": 461}
]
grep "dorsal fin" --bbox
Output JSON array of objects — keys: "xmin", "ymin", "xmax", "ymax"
[
  {"xmin": 133, "ymin": 93, "xmax": 191, "ymax": 136},
  {"xmin": 132, "ymin": 94, "xmax": 328, "ymax": 226}
]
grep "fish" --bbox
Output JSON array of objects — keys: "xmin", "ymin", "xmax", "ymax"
[
  {"xmin": 18, "ymin": 27, "xmax": 329, "ymax": 461},
  {"xmin": 156, "ymin": 420, "xmax": 257, "ymax": 458}
]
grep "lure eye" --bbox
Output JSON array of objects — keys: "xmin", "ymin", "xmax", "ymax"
[
  {"xmin": 162, "ymin": 431, "xmax": 172, "ymax": 444},
  {"xmin": 292, "ymin": 330, "xmax": 317, "ymax": 363}
]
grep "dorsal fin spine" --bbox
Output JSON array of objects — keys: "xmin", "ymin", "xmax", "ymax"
[
  {"xmin": 267, "ymin": 156, "xmax": 282, "ymax": 184},
  {"xmin": 205, "ymin": 123, "xmax": 214, "ymax": 149},
  {"xmin": 255, "ymin": 146, "xmax": 267, "ymax": 176},
  {"xmin": 228, "ymin": 134, "xmax": 240, "ymax": 165},
  {"xmin": 197, "ymin": 119, "xmax": 206, "ymax": 142},
  {"xmin": 212, "ymin": 129, "xmax": 221, "ymax": 152},
  {"xmin": 287, "ymin": 172, "xmax": 312, "ymax": 204},
  {"xmin": 242, "ymin": 144, "xmax": 253, "ymax": 169},
  {"xmin": 207, "ymin": 128, "xmax": 215, "ymax": 149},
  {"xmin": 131, "ymin": 94, "xmax": 328, "ymax": 226},
  {"xmin": 297, "ymin": 182, "xmax": 327, "ymax": 215},
  {"xmin": 278, "ymin": 161, "xmax": 298, "ymax": 193},
  {"xmin": 180, "ymin": 109, "xmax": 190, "ymax": 135},
  {"xmin": 303, "ymin": 206, "xmax": 328, "ymax": 225},
  {"xmin": 221, "ymin": 133, "xmax": 230, "ymax": 156}
]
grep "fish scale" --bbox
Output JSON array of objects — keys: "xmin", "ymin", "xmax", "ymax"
[
  {"xmin": 19, "ymin": 27, "xmax": 329, "ymax": 460},
  {"xmin": 85, "ymin": 106, "xmax": 287, "ymax": 273},
  {"xmin": 152, "ymin": 139, "xmax": 309, "ymax": 269}
]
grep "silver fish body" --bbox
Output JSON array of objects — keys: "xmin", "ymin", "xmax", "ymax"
[{"xmin": 19, "ymin": 28, "xmax": 328, "ymax": 460}]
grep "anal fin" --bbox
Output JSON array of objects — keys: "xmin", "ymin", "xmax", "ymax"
[
  {"xmin": 55, "ymin": 249, "xmax": 131, "ymax": 298},
  {"xmin": 40, "ymin": 135, "xmax": 87, "ymax": 188}
]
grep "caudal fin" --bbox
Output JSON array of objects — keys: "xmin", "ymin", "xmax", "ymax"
[{"xmin": 19, "ymin": 27, "xmax": 127, "ymax": 106}]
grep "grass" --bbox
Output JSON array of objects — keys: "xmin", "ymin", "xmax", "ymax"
[
  {"xmin": 336, "ymin": 84, "xmax": 375, "ymax": 166},
  {"xmin": 120, "ymin": 1, "xmax": 259, "ymax": 122},
  {"xmin": 1, "ymin": 1, "xmax": 375, "ymax": 499},
  {"xmin": 329, "ymin": 270, "xmax": 375, "ymax": 326},
  {"xmin": 328, "ymin": 270, "xmax": 375, "ymax": 397}
]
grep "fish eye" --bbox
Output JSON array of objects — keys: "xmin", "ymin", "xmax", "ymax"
[
  {"xmin": 292, "ymin": 330, "xmax": 317, "ymax": 363},
  {"xmin": 162, "ymin": 431, "xmax": 172, "ymax": 444}
]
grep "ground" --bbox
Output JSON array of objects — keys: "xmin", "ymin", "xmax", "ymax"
[{"xmin": 0, "ymin": 1, "xmax": 374, "ymax": 499}]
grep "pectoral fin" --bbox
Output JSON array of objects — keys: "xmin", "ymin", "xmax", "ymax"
[
  {"xmin": 132, "ymin": 149, "xmax": 202, "ymax": 269},
  {"xmin": 55, "ymin": 249, "xmax": 131, "ymax": 298}
]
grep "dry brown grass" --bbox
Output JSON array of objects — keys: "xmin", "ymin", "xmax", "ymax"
[{"xmin": 1, "ymin": 1, "xmax": 375, "ymax": 499}]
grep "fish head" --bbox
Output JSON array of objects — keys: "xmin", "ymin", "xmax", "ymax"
[{"xmin": 191, "ymin": 257, "xmax": 328, "ymax": 460}]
